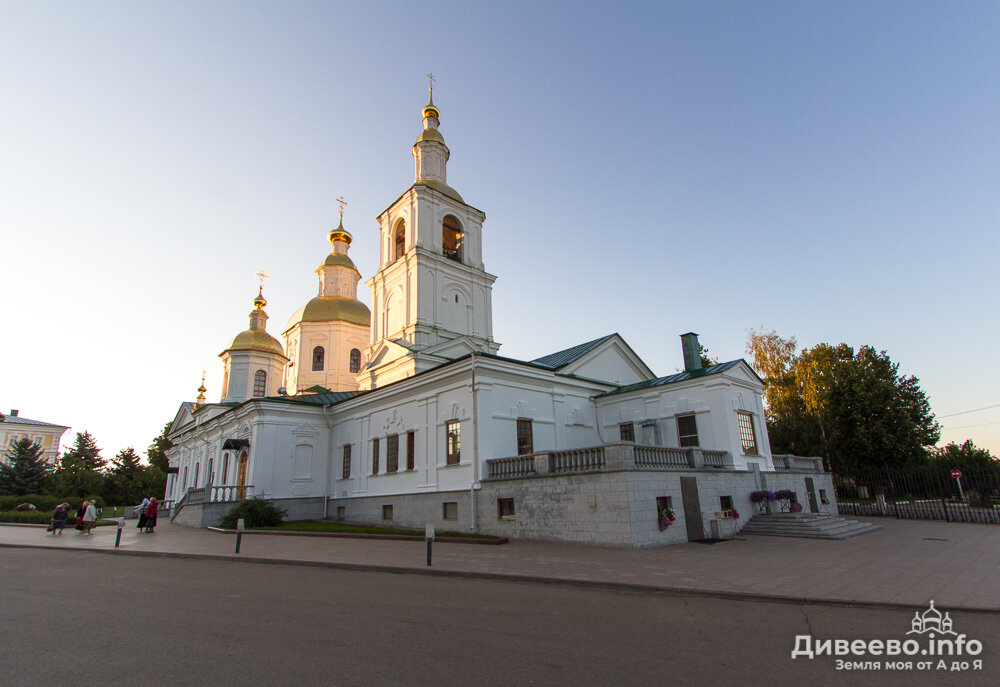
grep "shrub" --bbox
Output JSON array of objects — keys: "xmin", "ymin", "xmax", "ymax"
[
  {"xmin": 219, "ymin": 498, "xmax": 287, "ymax": 529},
  {"xmin": 0, "ymin": 495, "xmax": 103, "ymax": 513}
]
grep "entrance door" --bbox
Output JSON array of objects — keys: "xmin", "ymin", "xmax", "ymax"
[
  {"xmin": 237, "ymin": 451, "xmax": 248, "ymax": 500},
  {"xmin": 805, "ymin": 477, "xmax": 818, "ymax": 513},
  {"xmin": 680, "ymin": 476, "xmax": 704, "ymax": 541}
]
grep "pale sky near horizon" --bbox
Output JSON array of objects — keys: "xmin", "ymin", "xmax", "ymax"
[{"xmin": 2, "ymin": 2, "xmax": 998, "ymax": 461}]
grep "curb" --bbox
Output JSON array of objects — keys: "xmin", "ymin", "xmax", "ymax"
[
  {"xmin": 2, "ymin": 541, "xmax": 998, "ymax": 615},
  {"xmin": 205, "ymin": 526, "xmax": 509, "ymax": 545}
]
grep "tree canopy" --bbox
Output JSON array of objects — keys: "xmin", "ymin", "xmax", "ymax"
[
  {"xmin": 746, "ymin": 329, "xmax": 940, "ymax": 471},
  {"xmin": 0, "ymin": 437, "xmax": 51, "ymax": 495},
  {"xmin": 929, "ymin": 440, "xmax": 999, "ymax": 469}
]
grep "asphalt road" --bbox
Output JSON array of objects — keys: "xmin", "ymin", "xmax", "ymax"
[{"xmin": 1, "ymin": 548, "xmax": 997, "ymax": 686}]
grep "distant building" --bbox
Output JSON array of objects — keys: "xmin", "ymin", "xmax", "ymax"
[
  {"xmin": 0, "ymin": 410, "xmax": 69, "ymax": 465},
  {"xmin": 166, "ymin": 92, "xmax": 835, "ymax": 547}
]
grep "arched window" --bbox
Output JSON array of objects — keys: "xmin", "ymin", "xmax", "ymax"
[
  {"xmin": 442, "ymin": 215, "xmax": 463, "ymax": 262},
  {"xmin": 349, "ymin": 348, "xmax": 362, "ymax": 374},
  {"xmin": 253, "ymin": 370, "xmax": 266, "ymax": 397},
  {"xmin": 393, "ymin": 221, "xmax": 405, "ymax": 262},
  {"xmin": 312, "ymin": 346, "xmax": 325, "ymax": 371}
]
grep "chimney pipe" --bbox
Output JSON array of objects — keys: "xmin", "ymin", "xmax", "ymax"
[
  {"xmin": 680, "ymin": 333, "xmax": 702, "ymax": 372},
  {"xmin": 10, "ymin": 409, "xmax": 18, "ymax": 417}
]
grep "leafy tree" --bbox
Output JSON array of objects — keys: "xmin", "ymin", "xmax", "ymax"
[
  {"xmin": 146, "ymin": 421, "xmax": 172, "ymax": 474},
  {"xmin": 929, "ymin": 440, "xmax": 999, "ymax": 469},
  {"xmin": 746, "ymin": 329, "xmax": 940, "ymax": 471},
  {"xmin": 103, "ymin": 447, "xmax": 145, "ymax": 505},
  {"xmin": 0, "ymin": 437, "xmax": 51, "ymax": 495},
  {"xmin": 698, "ymin": 343, "xmax": 719, "ymax": 368}
]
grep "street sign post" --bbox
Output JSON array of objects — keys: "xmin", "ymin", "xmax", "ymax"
[{"xmin": 951, "ymin": 469, "xmax": 965, "ymax": 502}]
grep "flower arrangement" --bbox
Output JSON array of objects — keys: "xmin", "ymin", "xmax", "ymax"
[
  {"xmin": 820, "ymin": 495, "xmax": 830, "ymax": 505},
  {"xmin": 790, "ymin": 502, "xmax": 803, "ymax": 512},
  {"xmin": 727, "ymin": 508, "xmax": 740, "ymax": 520},
  {"xmin": 658, "ymin": 507, "xmax": 676, "ymax": 531},
  {"xmin": 750, "ymin": 490, "xmax": 777, "ymax": 513},
  {"xmin": 774, "ymin": 490, "xmax": 800, "ymax": 513}
]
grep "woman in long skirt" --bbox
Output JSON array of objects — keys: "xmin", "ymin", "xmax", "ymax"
[
  {"xmin": 144, "ymin": 497, "xmax": 158, "ymax": 533},
  {"xmin": 136, "ymin": 497, "xmax": 150, "ymax": 531}
]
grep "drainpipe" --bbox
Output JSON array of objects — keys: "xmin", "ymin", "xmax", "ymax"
[
  {"xmin": 470, "ymin": 353, "xmax": 480, "ymax": 532},
  {"xmin": 323, "ymin": 405, "xmax": 336, "ymax": 519}
]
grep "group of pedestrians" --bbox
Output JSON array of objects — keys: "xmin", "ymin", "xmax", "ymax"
[
  {"xmin": 136, "ymin": 497, "xmax": 158, "ymax": 533},
  {"xmin": 49, "ymin": 497, "xmax": 158, "ymax": 535},
  {"xmin": 48, "ymin": 500, "xmax": 97, "ymax": 535}
]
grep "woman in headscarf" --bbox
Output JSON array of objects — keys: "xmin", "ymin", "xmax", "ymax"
[
  {"xmin": 136, "ymin": 497, "xmax": 150, "ymax": 531},
  {"xmin": 144, "ymin": 497, "xmax": 158, "ymax": 533},
  {"xmin": 81, "ymin": 499, "xmax": 98, "ymax": 535},
  {"xmin": 50, "ymin": 502, "xmax": 70, "ymax": 535}
]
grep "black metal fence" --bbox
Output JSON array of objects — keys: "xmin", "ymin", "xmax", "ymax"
[{"xmin": 834, "ymin": 466, "xmax": 1000, "ymax": 525}]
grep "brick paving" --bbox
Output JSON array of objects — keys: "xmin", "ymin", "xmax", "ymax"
[{"xmin": 3, "ymin": 516, "xmax": 998, "ymax": 611}]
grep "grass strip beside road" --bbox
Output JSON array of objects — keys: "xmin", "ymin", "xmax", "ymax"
[{"xmin": 253, "ymin": 521, "xmax": 493, "ymax": 539}]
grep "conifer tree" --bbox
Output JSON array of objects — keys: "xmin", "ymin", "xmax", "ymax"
[{"xmin": 0, "ymin": 436, "xmax": 51, "ymax": 495}]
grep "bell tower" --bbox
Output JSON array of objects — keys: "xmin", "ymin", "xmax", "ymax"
[{"xmin": 360, "ymin": 84, "xmax": 499, "ymax": 390}]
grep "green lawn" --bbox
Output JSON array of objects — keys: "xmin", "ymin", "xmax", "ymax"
[
  {"xmin": 251, "ymin": 521, "xmax": 497, "ymax": 539},
  {"xmin": 0, "ymin": 511, "xmax": 118, "ymax": 526}
]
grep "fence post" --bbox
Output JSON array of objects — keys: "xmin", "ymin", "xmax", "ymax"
[{"xmin": 885, "ymin": 467, "xmax": 900, "ymax": 519}]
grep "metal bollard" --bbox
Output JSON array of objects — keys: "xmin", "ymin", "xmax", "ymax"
[
  {"xmin": 425, "ymin": 524, "xmax": 435, "ymax": 566},
  {"xmin": 235, "ymin": 518, "xmax": 245, "ymax": 554},
  {"xmin": 115, "ymin": 518, "xmax": 125, "ymax": 548}
]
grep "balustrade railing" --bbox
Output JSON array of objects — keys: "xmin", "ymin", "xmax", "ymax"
[
  {"xmin": 488, "ymin": 455, "xmax": 536, "ymax": 479},
  {"xmin": 633, "ymin": 446, "xmax": 688, "ymax": 468},
  {"xmin": 702, "ymin": 450, "xmax": 728, "ymax": 468},
  {"xmin": 210, "ymin": 484, "xmax": 255, "ymax": 502},
  {"xmin": 186, "ymin": 487, "xmax": 206, "ymax": 505},
  {"xmin": 551, "ymin": 447, "xmax": 605, "ymax": 473},
  {"xmin": 772, "ymin": 454, "xmax": 825, "ymax": 472}
]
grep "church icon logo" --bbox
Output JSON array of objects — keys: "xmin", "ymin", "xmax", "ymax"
[{"xmin": 907, "ymin": 600, "xmax": 956, "ymax": 636}]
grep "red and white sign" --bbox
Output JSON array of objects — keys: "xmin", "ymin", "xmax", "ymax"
[{"xmin": 951, "ymin": 469, "xmax": 962, "ymax": 479}]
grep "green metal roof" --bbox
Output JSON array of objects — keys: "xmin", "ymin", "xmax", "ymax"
[
  {"xmin": 264, "ymin": 390, "xmax": 362, "ymax": 406},
  {"xmin": 530, "ymin": 334, "xmax": 617, "ymax": 369},
  {"xmin": 598, "ymin": 360, "xmax": 745, "ymax": 397}
]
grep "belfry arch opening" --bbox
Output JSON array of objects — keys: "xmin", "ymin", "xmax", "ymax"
[
  {"xmin": 442, "ymin": 215, "xmax": 463, "ymax": 262},
  {"xmin": 393, "ymin": 220, "xmax": 406, "ymax": 262}
]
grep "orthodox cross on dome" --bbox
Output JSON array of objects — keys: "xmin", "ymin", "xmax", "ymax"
[
  {"xmin": 336, "ymin": 195, "xmax": 347, "ymax": 222},
  {"xmin": 256, "ymin": 269, "xmax": 269, "ymax": 290},
  {"xmin": 426, "ymin": 72, "xmax": 435, "ymax": 95}
]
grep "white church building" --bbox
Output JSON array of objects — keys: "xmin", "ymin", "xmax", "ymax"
[{"xmin": 166, "ymin": 93, "xmax": 834, "ymax": 548}]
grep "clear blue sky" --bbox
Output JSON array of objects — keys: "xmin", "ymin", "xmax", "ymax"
[{"xmin": 2, "ymin": 1, "xmax": 998, "ymax": 459}]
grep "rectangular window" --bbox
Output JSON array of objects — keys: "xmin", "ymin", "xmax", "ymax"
[
  {"xmin": 443, "ymin": 501, "xmax": 458, "ymax": 521},
  {"xmin": 446, "ymin": 420, "xmax": 461, "ymax": 465},
  {"xmin": 516, "ymin": 418, "xmax": 533, "ymax": 456},
  {"xmin": 656, "ymin": 496, "xmax": 672, "ymax": 512},
  {"xmin": 619, "ymin": 422, "xmax": 635, "ymax": 442},
  {"xmin": 387, "ymin": 434, "xmax": 399, "ymax": 473},
  {"xmin": 497, "ymin": 498, "xmax": 515, "ymax": 520},
  {"xmin": 382, "ymin": 504, "xmax": 393, "ymax": 521},
  {"xmin": 372, "ymin": 438, "xmax": 380, "ymax": 474},
  {"xmin": 342, "ymin": 444, "xmax": 352, "ymax": 479},
  {"xmin": 336, "ymin": 506, "xmax": 345, "ymax": 521},
  {"xmin": 737, "ymin": 412, "xmax": 759, "ymax": 455},
  {"xmin": 676, "ymin": 414, "xmax": 699, "ymax": 448},
  {"xmin": 406, "ymin": 430, "xmax": 415, "ymax": 470},
  {"xmin": 720, "ymin": 495, "xmax": 734, "ymax": 512}
]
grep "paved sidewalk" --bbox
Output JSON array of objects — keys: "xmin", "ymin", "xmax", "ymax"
[{"xmin": 3, "ymin": 516, "xmax": 998, "ymax": 611}]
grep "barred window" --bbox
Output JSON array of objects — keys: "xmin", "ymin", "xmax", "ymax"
[
  {"xmin": 406, "ymin": 430, "xmax": 415, "ymax": 470},
  {"xmin": 382, "ymin": 504, "xmax": 393, "ymax": 520},
  {"xmin": 253, "ymin": 370, "xmax": 266, "ymax": 397},
  {"xmin": 738, "ymin": 412, "xmax": 758, "ymax": 455},
  {"xmin": 372, "ymin": 438, "xmax": 380, "ymax": 474},
  {"xmin": 497, "ymin": 498, "xmax": 515, "ymax": 520},
  {"xmin": 446, "ymin": 420, "xmax": 460, "ymax": 465},
  {"xmin": 342, "ymin": 444, "xmax": 351, "ymax": 479},
  {"xmin": 516, "ymin": 418, "xmax": 533, "ymax": 456},
  {"xmin": 619, "ymin": 422, "xmax": 635, "ymax": 442},
  {"xmin": 312, "ymin": 346, "xmax": 324, "ymax": 371},
  {"xmin": 350, "ymin": 348, "xmax": 361, "ymax": 374},
  {"xmin": 387, "ymin": 434, "xmax": 399, "ymax": 473},
  {"xmin": 443, "ymin": 501, "xmax": 458, "ymax": 520},
  {"xmin": 676, "ymin": 414, "xmax": 699, "ymax": 448}
]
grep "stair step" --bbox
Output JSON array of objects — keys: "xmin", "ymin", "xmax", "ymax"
[{"xmin": 740, "ymin": 514, "xmax": 881, "ymax": 540}]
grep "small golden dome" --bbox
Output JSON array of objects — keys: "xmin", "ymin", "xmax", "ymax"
[
  {"xmin": 423, "ymin": 92, "xmax": 440, "ymax": 120},
  {"xmin": 416, "ymin": 127, "xmax": 446, "ymax": 145},
  {"xmin": 224, "ymin": 329, "xmax": 287, "ymax": 357},
  {"xmin": 322, "ymin": 253, "xmax": 360, "ymax": 271},
  {"xmin": 328, "ymin": 217, "xmax": 353, "ymax": 246}
]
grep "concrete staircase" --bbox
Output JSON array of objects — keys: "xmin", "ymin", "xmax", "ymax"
[{"xmin": 741, "ymin": 513, "xmax": 882, "ymax": 540}]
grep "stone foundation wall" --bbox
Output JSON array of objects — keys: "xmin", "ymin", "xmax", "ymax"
[{"xmin": 327, "ymin": 490, "xmax": 474, "ymax": 534}]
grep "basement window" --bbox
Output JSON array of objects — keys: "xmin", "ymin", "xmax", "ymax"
[
  {"xmin": 443, "ymin": 502, "xmax": 458, "ymax": 521},
  {"xmin": 497, "ymin": 498, "xmax": 515, "ymax": 520},
  {"xmin": 382, "ymin": 504, "xmax": 393, "ymax": 521}
]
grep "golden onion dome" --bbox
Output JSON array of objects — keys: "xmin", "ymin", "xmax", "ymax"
[
  {"xmin": 285, "ymin": 296, "xmax": 371, "ymax": 331},
  {"xmin": 223, "ymin": 329, "xmax": 287, "ymax": 358},
  {"xmin": 423, "ymin": 92, "xmax": 440, "ymax": 120},
  {"xmin": 414, "ymin": 179, "xmax": 464, "ymax": 203},
  {"xmin": 416, "ymin": 127, "xmax": 446, "ymax": 145},
  {"xmin": 328, "ymin": 217, "xmax": 353, "ymax": 246}
]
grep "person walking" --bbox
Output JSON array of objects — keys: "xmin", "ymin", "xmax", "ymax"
[
  {"xmin": 144, "ymin": 497, "xmax": 158, "ymax": 533},
  {"xmin": 136, "ymin": 497, "xmax": 150, "ymax": 531},
  {"xmin": 81, "ymin": 499, "xmax": 98, "ymax": 535},
  {"xmin": 50, "ymin": 502, "xmax": 69, "ymax": 535},
  {"xmin": 74, "ymin": 501, "xmax": 86, "ymax": 531}
]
